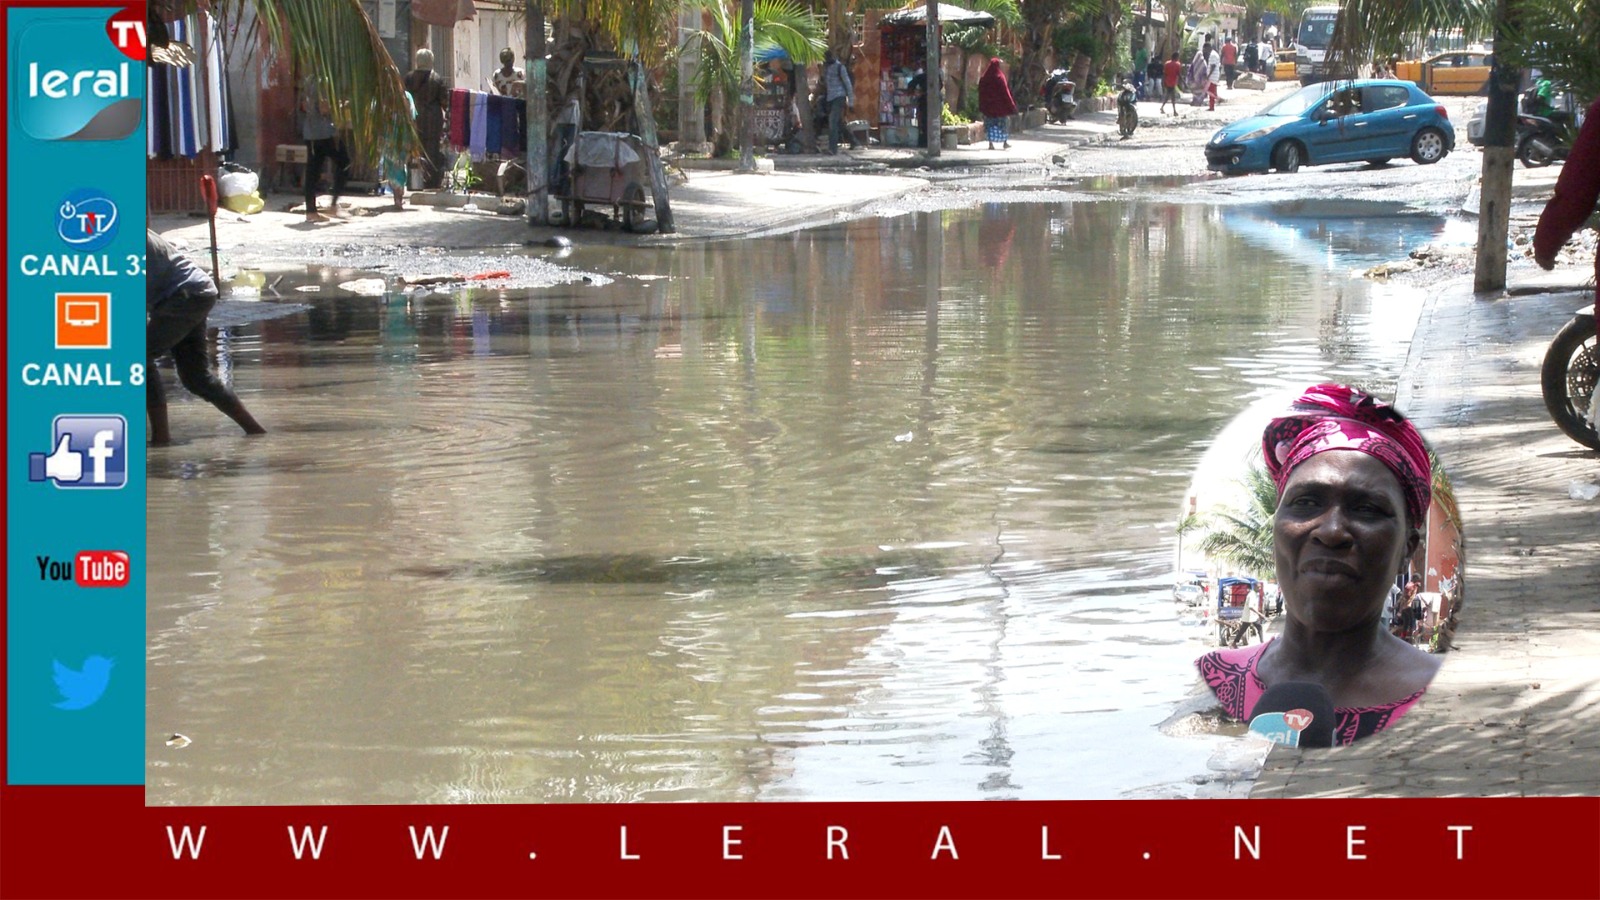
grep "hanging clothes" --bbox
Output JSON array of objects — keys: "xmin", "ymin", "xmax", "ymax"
[
  {"xmin": 448, "ymin": 88, "xmax": 470, "ymax": 150},
  {"xmin": 469, "ymin": 91, "xmax": 489, "ymax": 161},
  {"xmin": 484, "ymin": 93, "xmax": 506, "ymax": 157},
  {"xmin": 145, "ymin": 12, "xmax": 233, "ymax": 159}
]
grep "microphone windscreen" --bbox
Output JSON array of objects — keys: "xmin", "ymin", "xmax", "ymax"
[{"xmin": 1248, "ymin": 681, "xmax": 1336, "ymax": 748}]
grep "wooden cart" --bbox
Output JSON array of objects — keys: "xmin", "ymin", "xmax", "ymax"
[{"xmin": 553, "ymin": 130, "xmax": 654, "ymax": 232}]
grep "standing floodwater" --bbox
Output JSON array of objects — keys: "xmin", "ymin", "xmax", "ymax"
[{"xmin": 146, "ymin": 200, "xmax": 1442, "ymax": 803}]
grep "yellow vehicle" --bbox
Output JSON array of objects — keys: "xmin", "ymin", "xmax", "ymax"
[{"xmin": 1396, "ymin": 51, "xmax": 1491, "ymax": 95}]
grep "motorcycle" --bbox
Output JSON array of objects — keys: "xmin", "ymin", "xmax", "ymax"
[
  {"xmin": 1542, "ymin": 304, "xmax": 1600, "ymax": 450},
  {"xmin": 1516, "ymin": 113, "xmax": 1573, "ymax": 168},
  {"xmin": 1040, "ymin": 69, "xmax": 1077, "ymax": 123},
  {"xmin": 1116, "ymin": 79, "xmax": 1139, "ymax": 139}
]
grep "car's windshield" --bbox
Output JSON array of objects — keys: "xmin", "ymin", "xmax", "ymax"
[
  {"xmin": 1260, "ymin": 82, "xmax": 1337, "ymax": 116},
  {"xmin": 1298, "ymin": 14, "xmax": 1337, "ymax": 49}
]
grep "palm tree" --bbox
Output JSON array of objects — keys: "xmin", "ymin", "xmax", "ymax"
[
  {"xmin": 683, "ymin": 0, "xmax": 828, "ymax": 156},
  {"xmin": 164, "ymin": 0, "xmax": 419, "ymax": 167},
  {"xmin": 1187, "ymin": 464, "xmax": 1280, "ymax": 580}
]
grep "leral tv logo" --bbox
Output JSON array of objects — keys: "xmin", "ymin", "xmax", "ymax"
[{"xmin": 14, "ymin": 9, "xmax": 144, "ymax": 142}]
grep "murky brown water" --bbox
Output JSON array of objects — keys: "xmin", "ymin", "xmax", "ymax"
[{"xmin": 146, "ymin": 200, "xmax": 1445, "ymax": 804}]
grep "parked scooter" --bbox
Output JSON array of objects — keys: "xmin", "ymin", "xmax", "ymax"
[
  {"xmin": 1542, "ymin": 304, "xmax": 1600, "ymax": 450},
  {"xmin": 1517, "ymin": 114, "xmax": 1573, "ymax": 168},
  {"xmin": 1041, "ymin": 69, "xmax": 1078, "ymax": 123},
  {"xmin": 1116, "ymin": 79, "xmax": 1139, "ymax": 138}
]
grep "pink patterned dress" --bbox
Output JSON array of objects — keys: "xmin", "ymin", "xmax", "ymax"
[{"xmin": 1196, "ymin": 640, "xmax": 1424, "ymax": 746}]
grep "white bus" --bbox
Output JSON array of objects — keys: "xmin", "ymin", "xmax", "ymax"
[{"xmin": 1293, "ymin": 5, "xmax": 1351, "ymax": 83}]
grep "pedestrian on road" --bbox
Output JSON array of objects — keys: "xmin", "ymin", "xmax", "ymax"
[
  {"xmin": 1534, "ymin": 94, "xmax": 1600, "ymax": 353},
  {"xmin": 1161, "ymin": 52, "xmax": 1182, "ymax": 115},
  {"xmin": 978, "ymin": 57, "xmax": 1018, "ymax": 150},
  {"xmin": 822, "ymin": 50, "xmax": 854, "ymax": 154},
  {"xmin": 300, "ymin": 74, "xmax": 350, "ymax": 223},
  {"xmin": 1206, "ymin": 44, "xmax": 1223, "ymax": 110},
  {"xmin": 404, "ymin": 48, "xmax": 450, "ymax": 189},
  {"xmin": 1189, "ymin": 44, "xmax": 1209, "ymax": 106},
  {"xmin": 1221, "ymin": 37, "xmax": 1238, "ymax": 89},
  {"xmin": 1243, "ymin": 39, "xmax": 1258, "ymax": 76},
  {"xmin": 382, "ymin": 90, "xmax": 418, "ymax": 210},
  {"xmin": 146, "ymin": 230, "xmax": 266, "ymax": 446},
  {"xmin": 1195, "ymin": 383, "xmax": 1442, "ymax": 746}
]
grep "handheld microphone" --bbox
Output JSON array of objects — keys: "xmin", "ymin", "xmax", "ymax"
[{"xmin": 1248, "ymin": 681, "xmax": 1336, "ymax": 748}]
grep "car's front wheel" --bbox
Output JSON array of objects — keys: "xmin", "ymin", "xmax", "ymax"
[
  {"xmin": 1272, "ymin": 140, "xmax": 1302, "ymax": 173},
  {"xmin": 1411, "ymin": 127, "xmax": 1447, "ymax": 164}
]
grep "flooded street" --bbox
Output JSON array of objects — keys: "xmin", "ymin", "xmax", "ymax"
[{"xmin": 147, "ymin": 198, "xmax": 1450, "ymax": 804}]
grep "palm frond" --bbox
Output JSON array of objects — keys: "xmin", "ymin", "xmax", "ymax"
[
  {"xmin": 1497, "ymin": 0, "xmax": 1600, "ymax": 101},
  {"xmin": 1327, "ymin": 0, "xmax": 1495, "ymax": 72},
  {"xmin": 182, "ymin": 0, "xmax": 415, "ymax": 166}
]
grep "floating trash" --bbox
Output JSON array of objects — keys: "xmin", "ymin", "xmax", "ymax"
[
  {"xmin": 336, "ymin": 278, "xmax": 388, "ymax": 296},
  {"xmin": 165, "ymin": 733, "xmax": 192, "ymax": 749}
]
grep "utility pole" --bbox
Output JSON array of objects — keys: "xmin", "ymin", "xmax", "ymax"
[
  {"xmin": 737, "ymin": 0, "xmax": 756, "ymax": 171},
  {"xmin": 525, "ymin": 0, "xmax": 548, "ymax": 225},
  {"xmin": 1474, "ymin": 0, "xmax": 1516, "ymax": 292},
  {"xmin": 926, "ymin": 0, "xmax": 941, "ymax": 158}
]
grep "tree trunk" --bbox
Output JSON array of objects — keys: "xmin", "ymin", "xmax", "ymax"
[
  {"xmin": 526, "ymin": 1, "xmax": 548, "ymax": 225},
  {"xmin": 1474, "ymin": 0, "xmax": 1517, "ymax": 292},
  {"xmin": 926, "ymin": 0, "xmax": 940, "ymax": 156},
  {"xmin": 795, "ymin": 64, "xmax": 815, "ymax": 153},
  {"xmin": 738, "ymin": 0, "xmax": 756, "ymax": 170},
  {"xmin": 1018, "ymin": 9, "xmax": 1057, "ymax": 107},
  {"xmin": 1088, "ymin": 1, "xmax": 1123, "ymax": 90}
]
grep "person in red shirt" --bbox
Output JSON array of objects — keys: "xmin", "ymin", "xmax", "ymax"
[
  {"xmin": 1161, "ymin": 53, "xmax": 1182, "ymax": 115},
  {"xmin": 1533, "ymin": 95, "xmax": 1600, "ymax": 343},
  {"xmin": 1221, "ymin": 37, "xmax": 1239, "ymax": 89}
]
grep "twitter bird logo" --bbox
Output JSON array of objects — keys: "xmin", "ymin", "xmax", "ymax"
[{"xmin": 52, "ymin": 656, "xmax": 112, "ymax": 710}]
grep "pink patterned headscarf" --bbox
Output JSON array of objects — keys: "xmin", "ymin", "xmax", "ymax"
[{"xmin": 1262, "ymin": 384, "xmax": 1432, "ymax": 527}]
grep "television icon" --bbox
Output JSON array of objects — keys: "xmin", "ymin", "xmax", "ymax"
[{"xmin": 55, "ymin": 292, "xmax": 110, "ymax": 349}]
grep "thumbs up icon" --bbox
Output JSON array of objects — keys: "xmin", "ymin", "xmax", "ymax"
[
  {"xmin": 28, "ymin": 415, "xmax": 127, "ymax": 490},
  {"xmin": 28, "ymin": 434, "xmax": 84, "ymax": 484}
]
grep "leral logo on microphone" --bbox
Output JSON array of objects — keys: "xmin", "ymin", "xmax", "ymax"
[
  {"xmin": 14, "ymin": 14, "xmax": 143, "ymax": 141},
  {"xmin": 1248, "ymin": 708, "xmax": 1313, "ymax": 747}
]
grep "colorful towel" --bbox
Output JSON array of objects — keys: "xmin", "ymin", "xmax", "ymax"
[
  {"xmin": 470, "ymin": 91, "xmax": 489, "ymax": 161},
  {"xmin": 448, "ymin": 88, "xmax": 469, "ymax": 150},
  {"xmin": 485, "ymin": 93, "xmax": 504, "ymax": 158}
]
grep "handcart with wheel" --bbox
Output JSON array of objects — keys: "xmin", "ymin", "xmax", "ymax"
[{"xmin": 553, "ymin": 130, "xmax": 655, "ymax": 232}]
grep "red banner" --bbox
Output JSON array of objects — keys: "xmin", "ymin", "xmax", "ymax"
[{"xmin": 1, "ymin": 788, "xmax": 1597, "ymax": 898}]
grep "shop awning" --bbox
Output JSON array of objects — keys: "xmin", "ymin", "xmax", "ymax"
[
  {"xmin": 412, "ymin": 0, "xmax": 477, "ymax": 27},
  {"xmin": 882, "ymin": 4, "xmax": 996, "ymax": 28}
]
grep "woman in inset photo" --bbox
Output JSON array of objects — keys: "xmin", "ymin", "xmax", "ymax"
[{"xmin": 1196, "ymin": 384, "xmax": 1442, "ymax": 746}]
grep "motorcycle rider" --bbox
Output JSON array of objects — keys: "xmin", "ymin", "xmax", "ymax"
[{"xmin": 1533, "ymin": 94, "xmax": 1600, "ymax": 427}]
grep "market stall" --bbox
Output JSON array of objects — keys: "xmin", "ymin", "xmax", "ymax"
[{"xmin": 876, "ymin": 4, "xmax": 995, "ymax": 147}]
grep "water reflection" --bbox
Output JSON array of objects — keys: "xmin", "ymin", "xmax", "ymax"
[{"xmin": 147, "ymin": 200, "xmax": 1440, "ymax": 803}]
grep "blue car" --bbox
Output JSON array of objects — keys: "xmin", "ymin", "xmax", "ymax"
[{"xmin": 1206, "ymin": 79, "xmax": 1455, "ymax": 174}]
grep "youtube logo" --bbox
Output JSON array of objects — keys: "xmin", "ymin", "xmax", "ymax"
[
  {"xmin": 36, "ymin": 551, "xmax": 130, "ymax": 587},
  {"xmin": 76, "ymin": 550, "xmax": 129, "ymax": 587}
]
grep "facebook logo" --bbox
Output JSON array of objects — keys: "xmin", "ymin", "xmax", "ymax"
[{"xmin": 28, "ymin": 415, "xmax": 127, "ymax": 489}]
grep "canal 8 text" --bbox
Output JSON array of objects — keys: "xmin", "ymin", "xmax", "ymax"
[
  {"xmin": 155, "ymin": 822, "xmax": 1479, "ymax": 863},
  {"xmin": 19, "ymin": 362, "xmax": 143, "ymax": 387}
]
